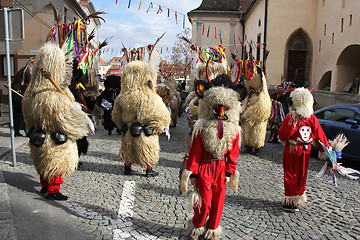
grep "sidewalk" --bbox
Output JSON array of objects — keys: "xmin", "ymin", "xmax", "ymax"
[
  {"xmin": 0, "ymin": 103, "xmax": 94, "ymax": 240},
  {"xmin": 0, "ymin": 103, "xmax": 28, "ymax": 240}
]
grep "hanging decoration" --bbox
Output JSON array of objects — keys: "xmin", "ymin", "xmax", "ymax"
[{"xmin": 234, "ymin": 59, "xmax": 264, "ymax": 81}]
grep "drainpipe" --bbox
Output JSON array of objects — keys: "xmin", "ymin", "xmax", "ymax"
[
  {"xmin": 240, "ymin": 13, "xmax": 245, "ymax": 60},
  {"xmin": 263, "ymin": 0, "xmax": 268, "ymax": 63}
]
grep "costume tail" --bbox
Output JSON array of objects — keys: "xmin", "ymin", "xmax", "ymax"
[
  {"xmin": 179, "ymin": 169, "xmax": 192, "ymax": 196},
  {"xmin": 227, "ymin": 170, "xmax": 240, "ymax": 192}
]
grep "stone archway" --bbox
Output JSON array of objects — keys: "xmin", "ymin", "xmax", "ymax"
[
  {"xmin": 318, "ymin": 71, "xmax": 332, "ymax": 91},
  {"xmin": 336, "ymin": 45, "xmax": 360, "ymax": 94},
  {"xmin": 284, "ymin": 28, "xmax": 313, "ymax": 88}
]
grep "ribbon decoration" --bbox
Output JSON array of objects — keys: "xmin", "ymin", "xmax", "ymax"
[
  {"xmin": 146, "ymin": 2, "xmax": 153, "ymax": 13},
  {"xmin": 128, "ymin": 0, "xmax": 131, "ymax": 8},
  {"xmin": 157, "ymin": 5, "xmax": 163, "ymax": 14},
  {"xmin": 138, "ymin": 0, "xmax": 142, "ymax": 10},
  {"xmin": 317, "ymin": 138, "xmax": 360, "ymax": 189},
  {"xmin": 46, "ymin": 19, "xmax": 87, "ymax": 57},
  {"xmin": 218, "ymin": 118, "xmax": 223, "ymax": 139},
  {"xmin": 234, "ymin": 60, "xmax": 264, "ymax": 80},
  {"xmin": 175, "ymin": 11, "xmax": 178, "ymax": 24}
]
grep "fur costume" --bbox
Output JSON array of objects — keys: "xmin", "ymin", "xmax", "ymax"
[
  {"xmin": 156, "ymin": 76, "xmax": 181, "ymax": 127},
  {"xmin": 278, "ymin": 87, "xmax": 329, "ymax": 211},
  {"xmin": 184, "ymin": 61, "xmax": 228, "ymax": 132},
  {"xmin": 112, "ymin": 51, "xmax": 171, "ymax": 173},
  {"xmin": 22, "ymin": 43, "xmax": 90, "ymax": 196},
  {"xmin": 184, "ymin": 91, "xmax": 199, "ymax": 131},
  {"xmin": 179, "ymin": 74, "xmax": 242, "ymax": 240},
  {"xmin": 240, "ymin": 69, "xmax": 271, "ymax": 154}
]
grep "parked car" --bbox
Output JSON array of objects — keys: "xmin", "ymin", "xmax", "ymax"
[{"xmin": 314, "ymin": 104, "xmax": 360, "ymax": 162}]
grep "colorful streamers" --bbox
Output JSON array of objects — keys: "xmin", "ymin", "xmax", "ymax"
[{"xmin": 234, "ymin": 60, "xmax": 264, "ymax": 81}]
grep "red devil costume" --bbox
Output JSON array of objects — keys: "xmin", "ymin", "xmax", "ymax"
[
  {"xmin": 180, "ymin": 74, "xmax": 244, "ymax": 240},
  {"xmin": 278, "ymin": 87, "xmax": 329, "ymax": 212}
]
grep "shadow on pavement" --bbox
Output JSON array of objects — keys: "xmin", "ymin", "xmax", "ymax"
[{"xmin": 3, "ymin": 170, "xmax": 39, "ymax": 194}]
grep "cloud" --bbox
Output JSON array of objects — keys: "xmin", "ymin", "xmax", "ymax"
[{"xmin": 92, "ymin": 0, "xmax": 201, "ymax": 61}]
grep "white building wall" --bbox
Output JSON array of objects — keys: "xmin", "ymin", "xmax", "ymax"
[{"xmin": 314, "ymin": 0, "xmax": 360, "ymax": 92}]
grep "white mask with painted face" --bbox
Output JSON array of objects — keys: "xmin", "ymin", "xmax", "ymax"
[{"xmin": 299, "ymin": 126, "xmax": 312, "ymax": 143}]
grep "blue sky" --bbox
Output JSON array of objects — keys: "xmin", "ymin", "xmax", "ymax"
[{"xmin": 91, "ymin": 0, "xmax": 202, "ymax": 62}]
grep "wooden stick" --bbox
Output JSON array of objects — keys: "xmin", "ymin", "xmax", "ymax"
[
  {"xmin": 4, "ymin": 84, "xmax": 23, "ymax": 98},
  {"xmin": 40, "ymin": 68, "xmax": 72, "ymax": 102}
]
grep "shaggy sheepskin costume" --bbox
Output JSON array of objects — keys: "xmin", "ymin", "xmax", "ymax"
[
  {"xmin": 184, "ymin": 61, "xmax": 227, "ymax": 133},
  {"xmin": 112, "ymin": 51, "xmax": 171, "ymax": 177},
  {"xmin": 278, "ymin": 87, "xmax": 329, "ymax": 211},
  {"xmin": 179, "ymin": 74, "xmax": 241, "ymax": 240},
  {"xmin": 22, "ymin": 43, "xmax": 90, "ymax": 200},
  {"xmin": 156, "ymin": 75, "xmax": 181, "ymax": 127},
  {"xmin": 240, "ymin": 69, "xmax": 271, "ymax": 155},
  {"xmin": 164, "ymin": 75, "xmax": 181, "ymax": 127}
]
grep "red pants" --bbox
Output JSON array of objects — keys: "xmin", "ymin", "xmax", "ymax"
[
  {"xmin": 192, "ymin": 160, "xmax": 226, "ymax": 230},
  {"xmin": 40, "ymin": 175, "xmax": 64, "ymax": 194},
  {"xmin": 283, "ymin": 144, "xmax": 310, "ymax": 197}
]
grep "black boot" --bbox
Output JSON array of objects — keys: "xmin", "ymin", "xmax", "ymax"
[
  {"xmin": 145, "ymin": 168, "xmax": 159, "ymax": 177},
  {"xmin": 46, "ymin": 192, "xmax": 68, "ymax": 201},
  {"xmin": 40, "ymin": 187, "xmax": 48, "ymax": 194},
  {"xmin": 124, "ymin": 166, "xmax": 132, "ymax": 175},
  {"xmin": 253, "ymin": 148, "xmax": 260, "ymax": 156}
]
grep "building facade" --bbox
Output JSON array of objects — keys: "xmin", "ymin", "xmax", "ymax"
[
  {"xmin": 188, "ymin": 0, "xmax": 360, "ymax": 105},
  {"xmin": 0, "ymin": 0, "xmax": 101, "ymax": 101}
]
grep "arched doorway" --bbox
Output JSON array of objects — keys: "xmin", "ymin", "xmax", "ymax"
[
  {"xmin": 336, "ymin": 45, "xmax": 360, "ymax": 94},
  {"xmin": 318, "ymin": 71, "xmax": 332, "ymax": 91},
  {"xmin": 284, "ymin": 28, "xmax": 313, "ymax": 88}
]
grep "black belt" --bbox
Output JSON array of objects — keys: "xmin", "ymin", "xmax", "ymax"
[
  {"xmin": 121, "ymin": 123, "xmax": 154, "ymax": 137},
  {"xmin": 201, "ymin": 158, "xmax": 225, "ymax": 162}
]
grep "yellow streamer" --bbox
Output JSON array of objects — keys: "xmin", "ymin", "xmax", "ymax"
[{"xmin": 138, "ymin": 0, "xmax": 142, "ymax": 10}]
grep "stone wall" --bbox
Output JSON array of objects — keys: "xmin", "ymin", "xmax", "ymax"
[{"xmin": 313, "ymin": 90, "xmax": 360, "ymax": 110}]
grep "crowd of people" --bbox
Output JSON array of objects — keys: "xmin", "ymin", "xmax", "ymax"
[{"xmin": 9, "ymin": 41, "xmax": 334, "ymax": 240}]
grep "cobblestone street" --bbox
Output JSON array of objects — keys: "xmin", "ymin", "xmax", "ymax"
[{"xmin": 0, "ymin": 109, "xmax": 359, "ymax": 239}]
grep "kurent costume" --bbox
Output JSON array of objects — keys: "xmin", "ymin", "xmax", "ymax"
[
  {"xmin": 158, "ymin": 72, "xmax": 181, "ymax": 127},
  {"xmin": 278, "ymin": 87, "xmax": 329, "ymax": 211},
  {"xmin": 22, "ymin": 43, "xmax": 91, "ymax": 200},
  {"xmin": 11, "ymin": 64, "xmax": 31, "ymax": 137},
  {"xmin": 240, "ymin": 67, "xmax": 271, "ymax": 155},
  {"xmin": 180, "ymin": 74, "xmax": 242, "ymax": 240},
  {"xmin": 184, "ymin": 59, "xmax": 228, "ymax": 133},
  {"xmin": 112, "ymin": 48, "xmax": 171, "ymax": 177}
]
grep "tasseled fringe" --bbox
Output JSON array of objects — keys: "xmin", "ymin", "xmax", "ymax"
[
  {"xmin": 329, "ymin": 133, "xmax": 349, "ymax": 152},
  {"xmin": 204, "ymin": 226, "xmax": 222, "ymax": 240},
  {"xmin": 279, "ymin": 138, "xmax": 287, "ymax": 145},
  {"xmin": 179, "ymin": 169, "xmax": 192, "ymax": 196},
  {"xmin": 282, "ymin": 193, "xmax": 307, "ymax": 205},
  {"xmin": 189, "ymin": 190, "xmax": 202, "ymax": 209},
  {"xmin": 227, "ymin": 170, "xmax": 240, "ymax": 192},
  {"xmin": 187, "ymin": 220, "xmax": 205, "ymax": 237}
]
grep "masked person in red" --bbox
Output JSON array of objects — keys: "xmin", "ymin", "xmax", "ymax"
[
  {"xmin": 278, "ymin": 87, "xmax": 329, "ymax": 212},
  {"xmin": 180, "ymin": 74, "xmax": 243, "ymax": 240}
]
